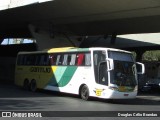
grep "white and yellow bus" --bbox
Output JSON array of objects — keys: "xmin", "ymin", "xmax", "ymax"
[{"xmin": 15, "ymin": 47, "xmax": 144, "ymax": 100}]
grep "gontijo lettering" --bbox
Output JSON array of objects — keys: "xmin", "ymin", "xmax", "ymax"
[{"xmin": 30, "ymin": 67, "xmax": 51, "ymax": 73}]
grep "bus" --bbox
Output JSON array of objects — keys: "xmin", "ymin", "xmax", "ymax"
[{"xmin": 15, "ymin": 47, "xmax": 144, "ymax": 100}]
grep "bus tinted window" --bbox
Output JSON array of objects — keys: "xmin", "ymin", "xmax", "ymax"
[
  {"xmin": 17, "ymin": 52, "xmax": 91, "ymax": 66},
  {"xmin": 29, "ymin": 55, "xmax": 36, "ymax": 65},
  {"xmin": 18, "ymin": 54, "xmax": 50, "ymax": 66},
  {"xmin": 44, "ymin": 54, "xmax": 50, "ymax": 66},
  {"xmin": 85, "ymin": 53, "xmax": 91, "ymax": 66},
  {"xmin": 62, "ymin": 54, "xmax": 73, "ymax": 66},
  {"xmin": 76, "ymin": 53, "xmax": 85, "ymax": 66},
  {"xmin": 67, "ymin": 54, "xmax": 72, "ymax": 65},
  {"xmin": 39, "ymin": 54, "xmax": 50, "ymax": 66},
  {"xmin": 23, "ymin": 55, "xmax": 27, "ymax": 65},
  {"xmin": 56, "ymin": 54, "xmax": 63, "ymax": 65},
  {"xmin": 63, "ymin": 54, "xmax": 68, "ymax": 65},
  {"xmin": 94, "ymin": 51, "xmax": 106, "ymax": 65},
  {"xmin": 17, "ymin": 55, "xmax": 24, "ymax": 65},
  {"xmin": 35, "ymin": 55, "xmax": 41, "ymax": 65},
  {"xmin": 108, "ymin": 51, "xmax": 133, "ymax": 62},
  {"xmin": 50, "ymin": 54, "xmax": 58, "ymax": 65},
  {"xmin": 70, "ymin": 54, "xmax": 76, "ymax": 65},
  {"xmin": 26, "ymin": 55, "xmax": 30, "ymax": 65},
  {"xmin": 40, "ymin": 55, "xmax": 45, "ymax": 65}
]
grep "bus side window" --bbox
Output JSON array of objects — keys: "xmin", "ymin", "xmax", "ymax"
[
  {"xmin": 35, "ymin": 55, "xmax": 41, "ymax": 65},
  {"xmin": 17, "ymin": 55, "xmax": 23, "ymax": 65},
  {"xmin": 30, "ymin": 55, "xmax": 36, "ymax": 65},
  {"xmin": 99, "ymin": 62, "xmax": 108, "ymax": 85},
  {"xmin": 50, "ymin": 54, "xmax": 57, "ymax": 65},
  {"xmin": 70, "ymin": 54, "xmax": 76, "ymax": 65},
  {"xmin": 38, "ymin": 54, "xmax": 49, "ymax": 66},
  {"xmin": 85, "ymin": 53, "xmax": 91, "ymax": 66},
  {"xmin": 94, "ymin": 54, "xmax": 98, "ymax": 66},
  {"xmin": 67, "ymin": 54, "xmax": 72, "ymax": 65},
  {"xmin": 77, "ymin": 53, "xmax": 84, "ymax": 66},
  {"xmin": 39, "ymin": 55, "xmax": 45, "ymax": 66},
  {"xmin": 63, "ymin": 54, "xmax": 68, "ymax": 65},
  {"xmin": 26, "ymin": 55, "xmax": 31, "ymax": 65},
  {"xmin": 62, "ymin": 54, "xmax": 72, "ymax": 65},
  {"xmin": 93, "ymin": 51, "xmax": 107, "ymax": 84},
  {"xmin": 50, "ymin": 54, "xmax": 54, "ymax": 65},
  {"xmin": 44, "ymin": 54, "xmax": 50, "ymax": 66},
  {"xmin": 23, "ymin": 55, "xmax": 27, "ymax": 65},
  {"xmin": 56, "ymin": 54, "xmax": 63, "ymax": 65}
]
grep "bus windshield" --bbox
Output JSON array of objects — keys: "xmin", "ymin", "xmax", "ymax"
[{"xmin": 108, "ymin": 51, "xmax": 137, "ymax": 86}]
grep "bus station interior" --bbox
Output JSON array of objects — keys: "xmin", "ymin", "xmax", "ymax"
[
  {"xmin": 0, "ymin": 0, "xmax": 160, "ymax": 93},
  {"xmin": 0, "ymin": 35, "xmax": 160, "ymax": 93}
]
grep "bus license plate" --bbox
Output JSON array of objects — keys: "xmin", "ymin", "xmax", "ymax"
[{"xmin": 124, "ymin": 94, "xmax": 129, "ymax": 96}]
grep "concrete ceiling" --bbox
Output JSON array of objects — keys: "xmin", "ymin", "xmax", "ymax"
[
  {"xmin": 80, "ymin": 35, "xmax": 160, "ymax": 51},
  {"xmin": 1, "ymin": 0, "xmax": 160, "ymax": 37}
]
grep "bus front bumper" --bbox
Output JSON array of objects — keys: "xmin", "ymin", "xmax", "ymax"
[{"xmin": 102, "ymin": 90, "xmax": 137, "ymax": 99}]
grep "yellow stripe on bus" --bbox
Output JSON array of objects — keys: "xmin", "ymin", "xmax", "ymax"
[{"xmin": 48, "ymin": 47, "xmax": 75, "ymax": 53}]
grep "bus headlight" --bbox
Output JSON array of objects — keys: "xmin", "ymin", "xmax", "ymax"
[{"xmin": 109, "ymin": 86, "xmax": 119, "ymax": 91}]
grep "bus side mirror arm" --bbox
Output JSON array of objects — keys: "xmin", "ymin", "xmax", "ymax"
[
  {"xmin": 106, "ymin": 58, "xmax": 114, "ymax": 71},
  {"xmin": 136, "ymin": 62, "xmax": 145, "ymax": 74}
]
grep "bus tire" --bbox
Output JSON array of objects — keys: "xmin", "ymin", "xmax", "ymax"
[
  {"xmin": 23, "ymin": 79, "xmax": 29, "ymax": 90},
  {"xmin": 30, "ymin": 79, "xmax": 37, "ymax": 92},
  {"xmin": 80, "ymin": 85, "xmax": 89, "ymax": 101}
]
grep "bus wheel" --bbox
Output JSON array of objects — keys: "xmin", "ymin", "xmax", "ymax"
[
  {"xmin": 23, "ymin": 79, "xmax": 29, "ymax": 90},
  {"xmin": 80, "ymin": 85, "xmax": 89, "ymax": 101},
  {"xmin": 30, "ymin": 80, "xmax": 37, "ymax": 92}
]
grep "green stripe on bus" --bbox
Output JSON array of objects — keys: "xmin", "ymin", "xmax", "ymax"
[
  {"xmin": 58, "ymin": 66, "xmax": 77, "ymax": 87},
  {"xmin": 49, "ymin": 66, "xmax": 77, "ymax": 87},
  {"xmin": 68, "ymin": 48, "xmax": 89, "ymax": 52},
  {"xmin": 49, "ymin": 66, "xmax": 67, "ymax": 86}
]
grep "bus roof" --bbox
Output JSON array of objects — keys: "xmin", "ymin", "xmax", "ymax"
[{"xmin": 17, "ymin": 47, "xmax": 131, "ymax": 55}]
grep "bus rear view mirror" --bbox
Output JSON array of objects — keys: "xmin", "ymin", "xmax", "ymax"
[
  {"xmin": 136, "ymin": 62, "xmax": 145, "ymax": 74},
  {"xmin": 106, "ymin": 58, "xmax": 114, "ymax": 71}
]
